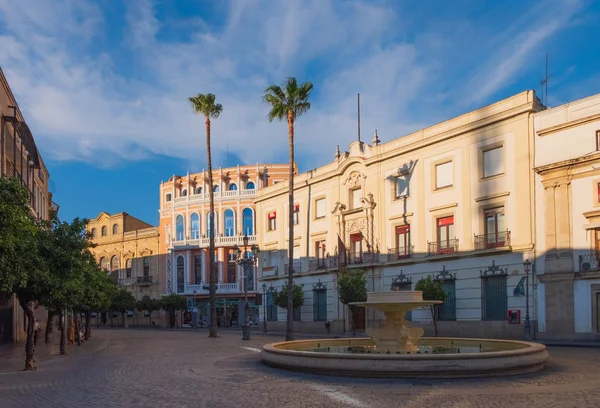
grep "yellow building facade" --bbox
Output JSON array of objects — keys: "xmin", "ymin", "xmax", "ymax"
[
  {"xmin": 88, "ymin": 212, "xmax": 166, "ymax": 326},
  {"xmin": 1, "ymin": 67, "xmax": 55, "ymax": 344},
  {"xmin": 256, "ymin": 91, "xmax": 543, "ymax": 338}
]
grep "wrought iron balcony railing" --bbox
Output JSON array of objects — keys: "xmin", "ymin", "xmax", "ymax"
[
  {"xmin": 136, "ymin": 276, "xmax": 153, "ymax": 284},
  {"xmin": 387, "ymin": 246, "xmax": 414, "ymax": 261},
  {"xmin": 474, "ymin": 230, "xmax": 511, "ymax": 250},
  {"xmin": 580, "ymin": 253, "xmax": 600, "ymax": 272},
  {"xmin": 427, "ymin": 239, "xmax": 459, "ymax": 256}
]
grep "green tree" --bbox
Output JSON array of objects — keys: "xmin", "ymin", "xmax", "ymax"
[
  {"xmin": 189, "ymin": 93, "xmax": 223, "ymax": 339},
  {"xmin": 136, "ymin": 296, "xmax": 161, "ymax": 327},
  {"xmin": 337, "ymin": 269, "xmax": 367, "ymax": 335},
  {"xmin": 414, "ymin": 276, "xmax": 446, "ymax": 337},
  {"xmin": 111, "ymin": 289, "xmax": 137, "ymax": 327},
  {"xmin": 263, "ymin": 77, "xmax": 313, "ymax": 341},
  {"xmin": 40, "ymin": 216, "xmax": 92, "ymax": 354},
  {"xmin": 274, "ymin": 283, "xmax": 304, "ymax": 312},
  {"xmin": 0, "ymin": 176, "xmax": 49, "ymax": 370},
  {"xmin": 160, "ymin": 293, "xmax": 188, "ymax": 328}
]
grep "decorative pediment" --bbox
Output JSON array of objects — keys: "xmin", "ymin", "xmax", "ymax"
[
  {"xmin": 313, "ymin": 280, "xmax": 327, "ymax": 291},
  {"xmin": 344, "ymin": 171, "xmax": 366, "ymax": 189},
  {"xmin": 123, "ymin": 250, "xmax": 135, "ymax": 259},
  {"xmin": 391, "ymin": 271, "xmax": 411, "ymax": 288},
  {"xmin": 480, "ymin": 260, "xmax": 508, "ymax": 277},
  {"xmin": 434, "ymin": 265, "xmax": 456, "ymax": 281},
  {"xmin": 359, "ymin": 193, "xmax": 376, "ymax": 209},
  {"xmin": 139, "ymin": 248, "xmax": 153, "ymax": 256},
  {"xmin": 347, "ymin": 219, "xmax": 365, "ymax": 234}
]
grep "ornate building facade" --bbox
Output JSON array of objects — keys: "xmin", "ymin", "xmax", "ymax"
[
  {"xmin": 159, "ymin": 164, "xmax": 290, "ymax": 327},
  {"xmin": 534, "ymin": 92, "xmax": 600, "ymax": 341},
  {"xmin": 1, "ymin": 68, "xmax": 55, "ymax": 344},
  {"xmin": 88, "ymin": 212, "xmax": 165, "ymax": 326},
  {"xmin": 255, "ymin": 91, "xmax": 543, "ymax": 338}
]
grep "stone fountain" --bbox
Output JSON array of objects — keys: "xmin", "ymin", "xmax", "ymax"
[
  {"xmin": 260, "ymin": 290, "xmax": 549, "ymax": 378},
  {"xmin": 351, "ymin": 291, "xmax": 442, "ymax": 353}
]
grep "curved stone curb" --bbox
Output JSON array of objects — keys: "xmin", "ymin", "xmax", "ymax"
[{"xmin": 261, "ymin": 337, "xmax": 550, "ymax": 378}]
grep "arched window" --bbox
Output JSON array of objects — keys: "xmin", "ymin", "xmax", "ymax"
[
  {"xmin": 125, "ymin": 259, "xmax": 132, "ymax": 278},
  {"xmin": 191, "ymin": 213, "xmax": 200, "ymax": 239},
  {"xmin": 112, "ymin": 223, "xmax": 118, "ymax": 234},
  {"xmin": 224, "ymin": 209, "xmax": 235, "ymax": 237},
  {"xmin": 100, "ymin": 257, "xmax": 109, "ymax": 271},
  {"xmin": 143, "ymin": 257, "xmax": 150, "ymax": 276},
  {"xmin": 207, "ymin": 212, "xmax": 218, "ymax": 236},
  {"xmin": 243, "ymin": 208, "xmax": 253, "ymax": 235},
  {"xmin": 176, "ymin": 215, "xmax": 184, "ymax": 241},
  {"xmin": 213, "ymin": 185, "xmax": 220, "ymax": 192},
  {"xmin": 182, "ymin": 189, "xmax": 188, "ymax": 197},
  {"xmin": 91, "ymin": 228, "xmax": 97, "ymax": 238},
  {"xmin": 176, "ymin": 256, "xmax": 185, "ymax": 293},
  {"xmin": 101, "ymin": 226, "xmax": 107, "ymax": 236},
  {"xmin": 196, "ymin": 187, "xmax": 203, "ymax": 194},
  {"xmin": 111, "ymin": 256, "xmax": 120, "ymax": 271},
  {"xmin": 229, "ymin": 183, "xmax": 237, "ymax": 191},
  {"xmin": 246, "ymin": 181, "xmax": 255, "ymax": 190}
]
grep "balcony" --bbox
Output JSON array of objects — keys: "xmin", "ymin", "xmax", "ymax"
[
  {"xmin": 474, "ymin": 231, "xmax": 511, "ymax": 250},
  {"xmin": 580, "ymin": 253, "xmax": 600, "ymax": 272},
  {"xmin": 171, "ymin": 234, "xmax": 257, "ymax": 249},
  {"xmin": 386, "ymin": 246, "xmax": 414, "ymax": 261},
  {"xmin": 170, "ymin": 189, "xmax": 257, "ymax": 206},
  {"xmin": 262, "ymin": 265, "xmax": 279, "ymax": 277},
  {"xmin": 182, "ymin": 282, "xmax": 242, "ymax": 295},
  {"xmin": 284, "ymin": 261, "xmax": 303, "ymax": 273},
  {"xmin": 428, "ymin": 239, "xmax": 459, "ymax": 256},
  {"xmin": 137, "ymin": 276, "xmax": 153, "ymax": 285}
]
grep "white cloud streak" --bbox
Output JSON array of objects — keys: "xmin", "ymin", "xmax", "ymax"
[{"xmin": 0, "ymin": 0, "xmax": 586, "ymax": 171}]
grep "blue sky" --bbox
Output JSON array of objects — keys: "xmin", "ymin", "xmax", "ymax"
[{"xmin": 1, "ymin": 0, "xmax": 599, "ymax": 226}]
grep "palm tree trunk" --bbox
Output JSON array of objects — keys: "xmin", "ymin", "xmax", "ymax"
[
  {"xmin": 206, "ymin": 117, "xmax": 218, "ymax": 338},
  {"xmin": 45, "ymin": 310, "xmax": 54, "ymax": 345},
  {"xmin": 286, "ymin": 112, "xmax": 295, "ymax": 341}
]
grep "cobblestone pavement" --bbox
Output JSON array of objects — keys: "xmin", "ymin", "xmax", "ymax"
[{"xmin": 1, "ymin": 329, "xmax": 600, "ymax": 408}]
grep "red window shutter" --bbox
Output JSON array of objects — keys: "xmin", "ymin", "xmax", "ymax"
[
  {"xmin": 268, "ymin": 212, "xmax": 276, "ymax": 219},
  {"xmin": 396, "ymin": 225, "xmax": 410, "ymax": 234},
  {"xmin": 438, "ymin": 216, "xmax": 454, "ymax": 226},
  {"xmin": 294, "ymin": 204, "xmax": 300, "ymax": 212}
]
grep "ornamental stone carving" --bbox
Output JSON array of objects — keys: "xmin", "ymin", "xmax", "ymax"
[{"xmin": 344, "ymin": 171, "xmax": 366, "ymax": 189}]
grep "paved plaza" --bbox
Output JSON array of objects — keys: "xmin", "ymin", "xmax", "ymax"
[{"xmin": 1, "ymin": 329, "xmax": 600, "ymax": 408}]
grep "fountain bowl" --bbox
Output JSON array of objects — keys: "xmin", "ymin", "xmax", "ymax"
[{"xmin": 260, "ymin": 337, "xmax": 549, "ymax": 378}]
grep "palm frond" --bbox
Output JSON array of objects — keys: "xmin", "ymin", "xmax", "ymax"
[{"xmin": 188, "ymin": 93, "xmax": 223, "ymax": 118}]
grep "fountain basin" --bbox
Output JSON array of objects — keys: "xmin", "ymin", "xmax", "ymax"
[{"xmin": 261, "ymin": 337, "xmax": 549, "ymax": 378}]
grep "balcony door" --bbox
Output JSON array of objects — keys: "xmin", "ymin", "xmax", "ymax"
[
  {"xmin": 437, "ymin": 216, "xmax": 455, "ymax": 253},
  {"xmin": 484, "ymin": 208, "xmax": 505, "ymax": 248},
  {"xmin": 350, "ymin": 233, "xmax": 362, "ymax": 263}
]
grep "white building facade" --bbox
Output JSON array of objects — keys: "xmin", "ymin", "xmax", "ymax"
[
  {"xmin": 534, "ymin": 92, "xmax": 600, "ymax": 341},
  {"xmin": 255, "ymin": 91, "xmax": 543, "ymax": 339}
]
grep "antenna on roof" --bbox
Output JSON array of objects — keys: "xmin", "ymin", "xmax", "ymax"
[
  {"xmin": 357, "ymin": 93, "xmax": 361, "ymax": 143},
  {"xmin": 540, "ymin": 52, "xmax": 553, "ymax": 108}
]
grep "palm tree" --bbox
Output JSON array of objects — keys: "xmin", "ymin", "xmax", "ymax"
[
  {"xmin": 189, "ymin": 93, "xmax": 223, "ymax": 338},
  {"xmin": 263, "ymin": 77, "xmax": 313, "ymax": 341}
]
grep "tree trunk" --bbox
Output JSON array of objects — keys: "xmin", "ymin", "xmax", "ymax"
[
  {"xmin": 17, "ymin": 297, "xmax": 37, "ymax": 371},
  {"xmin": 430, "ymin": 305, "xmax": 438, "ymax": 337},
  {"xmin": 206, "ymin": 117, "xmax": 218, "ymax": 338},
  {"xmin": 85, "ymin": 312, "xmax": 91, "ymax": 341},
  {"xmin": 349, "ymin": 305, "xmax": 356, "ymax": 337},
  {"xmin": 148, "ymin": 312, "xmax": 152, "ymax": 327},
  {"xmin": 45, "ymin": 310, "xmax": 54, "ymax": 345},
  {"xmin": 74, "ymin": 312, "xmax": 82, "ymax": 346},
  {"xmin": 58, "ymin": 308, "xmax": 67, "ymax": 355},
  {"xmin": 286, "ymin": 112, "xmax": 295, "ymax": 341},
  {"xmin": 121, "ymin": 312, "xmax": 126, "ymax": 328}
]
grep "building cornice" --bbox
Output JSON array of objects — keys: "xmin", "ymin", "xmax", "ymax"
[
  {"xmin": 537, "ymin": 112, "xmax": 600, "ymax": 137},
  {"xmin": 535, "ymin": 152, "xmax": 600, "ymax": 178}
]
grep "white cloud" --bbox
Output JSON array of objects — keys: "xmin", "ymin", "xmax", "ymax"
[{"xmin": 0, "ymin": 0, "xmax": 588, "ymax": 172}]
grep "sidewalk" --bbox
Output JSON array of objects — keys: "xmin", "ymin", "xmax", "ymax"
[
  {"xmin": 540, "ymin": 340, "xmax": 600, "ymax": 348},
  {"xmin": 0, "ymin": 331, "xmax": 110, "ymax": 373}
]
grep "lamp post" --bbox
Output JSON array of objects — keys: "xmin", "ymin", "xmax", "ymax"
[
  {"xmin": 233, "ymin": 234, "xmax": 259, "ymax": 341},
  {"xmin": 262, "ymin": 283, "xmax": 268, "ymax": 333},
  {"xmin": 523, "ymin": 259, "xmax": 532, "ymax": 341}
]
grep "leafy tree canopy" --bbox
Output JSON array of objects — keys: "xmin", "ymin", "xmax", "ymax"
[
  {"xmin": 137, "ymin": 296, "xmax": 161, "ymax": 313},
  {"xmin": 337, "ymin": 269, "xmax": 367, "ymax": 306},
  {"xmin": 414, "ymin": 276, "xmax": 446, "ymax": 302},
  {"xmin": 160, "ymin": 293, "xmax": 187, "ymax": 312},
  {"xmin": 275, "ymin": 283, "xmax": 304, "ymax": 310},
  {"xmin": 111, "ymin": 289, "xmax": 137, "ymax": 313}
]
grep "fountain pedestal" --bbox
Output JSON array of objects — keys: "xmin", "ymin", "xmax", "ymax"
[{"xmin": 352, "ymin": 291, "xmax": 441, "ymax": 353}]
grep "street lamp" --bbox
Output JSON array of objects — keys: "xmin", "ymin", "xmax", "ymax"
[
  {"xmin": 262, "ymin": 283, "xmax": 267, "ymax": 333},
  {"xmin": 523, "ymin": 259, "xmax": 532, "ymax": 341},
  {"xmin": 233, "ymin": 234, "xmax": 259, "ymax": 341}
]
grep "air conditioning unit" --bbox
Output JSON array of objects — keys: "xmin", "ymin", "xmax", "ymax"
[{"xmin": 581, "ymin": 262, "xmax": 591, "ymax": 272}]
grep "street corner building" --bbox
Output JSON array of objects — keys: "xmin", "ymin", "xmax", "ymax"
[
  {"xmin": 534, "ymin": 92, "xmax": 600, "ymax": 341},
  {"xmin": 0, "ymin": 68, "xmax": 56, "ymax": 345},
  {"xmin": 159, "ymin": 164, "xmax": 291, "ymax": 328},
  {"xmin": 87, "ymin": 212, "xmax": 167, "ymax": 327},
  {"xmin": 255, "ymin": 91, "xmax": 544, "ymax": 338}
]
